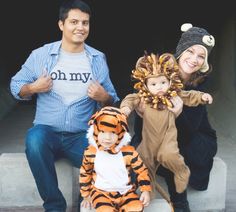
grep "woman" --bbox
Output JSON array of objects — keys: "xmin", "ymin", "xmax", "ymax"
[{"xmin": 131, "ymin": 23, "xmax": 217, "ymax": 212}]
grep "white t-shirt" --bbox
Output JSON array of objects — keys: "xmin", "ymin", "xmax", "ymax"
[{"xmin": 51, "ymin": 49, "xmax": 93, "ymax": 105}]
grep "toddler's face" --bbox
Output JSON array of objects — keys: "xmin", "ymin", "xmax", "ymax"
[
  {"xmin": 97, "ymin": 131, "xmax": 118, "ymax": 148},
  {"xmin": 146, "ymin": 75, "xmax": 170, "ymax": 96}
]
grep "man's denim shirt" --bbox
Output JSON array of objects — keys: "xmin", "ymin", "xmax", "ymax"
[{"xmin": 10, "ymin": 41, "xmax": 119, "ymax": 132}]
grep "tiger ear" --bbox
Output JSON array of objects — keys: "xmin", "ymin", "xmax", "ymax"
[
  {"xmin": 88, "ymin": 111, "xmax": 101, "ymax": 125},
  {"xmin": 116, "ymin": 113, "xmax": 129, "ymax": 132}
]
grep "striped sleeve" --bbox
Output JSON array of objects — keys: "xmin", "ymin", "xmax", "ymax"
[
  {"xmin": 79, "ymin": 146, "xmax": 96, "ymax": 198},
  {"xmin": 123, "ymin": 146, "xmax": 152, "ymax": 192}
]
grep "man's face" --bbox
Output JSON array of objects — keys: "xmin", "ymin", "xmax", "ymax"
[
  {"xmin": 146, "ymin": 75, "xmax": 170, "ymax": 96},
  {"xmin": 97, "ymin": 131, "xmax": 118, "ymax": 148},
  {"xmin": 58, "ymin": 9, "xmax": 90, "ymax": 47}
]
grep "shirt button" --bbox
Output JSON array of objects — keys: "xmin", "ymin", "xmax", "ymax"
[{"xmin": 66, "ymin": 121, "xmax": 69, "ymax": 124}]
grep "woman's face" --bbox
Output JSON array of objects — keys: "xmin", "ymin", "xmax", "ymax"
[{"xmin": 178, "ymin": 45, "xmax": 206, "ymax": 78}]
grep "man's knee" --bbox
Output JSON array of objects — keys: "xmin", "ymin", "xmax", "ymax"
[{"xmin": 25, "ymin": 125, "xmax": 52, "ymax": 154}]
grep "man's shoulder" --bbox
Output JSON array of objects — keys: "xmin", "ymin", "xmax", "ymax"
[{"xmin": 31, "ymin": 40, "xmax": 61, "ymax": 55}]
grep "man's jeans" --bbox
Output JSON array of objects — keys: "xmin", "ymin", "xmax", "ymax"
[{"xmin": 25, "ymin": 124, "xmax": 89, "ymax": 212}]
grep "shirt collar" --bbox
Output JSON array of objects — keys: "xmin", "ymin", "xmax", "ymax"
[{"xmin": 49, "ymin": 41, "xmax": 100, "ymax": 57}]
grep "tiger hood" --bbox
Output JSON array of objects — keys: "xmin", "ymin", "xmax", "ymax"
[{"xmin": 87, "ymin": 106, "xmax": 131, "ymax": 154}]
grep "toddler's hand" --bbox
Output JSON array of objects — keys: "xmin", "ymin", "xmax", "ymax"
[
  {"xmin": 202, "ymin": 93, "xmax": 213, "ymax": 104},
  {"xmin": 168, "ymin": 96, "xmax": 183, "ymax": 117},
  {"xmin": 140, "ymin": 191, "xmax": 151, "ymax": 207},
  {"xmin": 81, "ymin": 197, "xmax": 93, "ymax": 209}
]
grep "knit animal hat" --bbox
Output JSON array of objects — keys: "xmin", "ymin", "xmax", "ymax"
[
  {"xmin": 132, "ymin": 52, "xmax": 183, "ymax": 110},
  {"xmin": 175, "ymin": 23, "xmax": 215, "ymax": 73},
  {"xmin": 88, "ymin": 106, "xmax": 130, "ymax": 154}
]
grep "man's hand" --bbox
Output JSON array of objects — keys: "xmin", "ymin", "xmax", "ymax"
[
  {"xmin": 87, "ymin": 81, "xmax": 111, "ymax": 105},
  {"xmin": 30, "ymin": 71, "xmax": 53, "ymax": 93},
  {"xmin": 19, "ymin": 70, "xmax": 53, "ymax": 98},
  {"xmin": 168, "ymin": 96, "xmax": 183, "ymax": 118},
  {"xmin": 140, "ymin": 191, "xmax": 150, "ymax": 207}
]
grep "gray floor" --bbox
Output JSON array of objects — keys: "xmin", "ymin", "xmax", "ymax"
[{"xmin": 0, "ymin": 102, "xmax": 235, "ymax": 211}]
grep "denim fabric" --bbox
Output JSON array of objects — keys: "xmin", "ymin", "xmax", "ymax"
[{"xmin": 25, "ymin": 124, "xmax": 89, "ymax": 212}]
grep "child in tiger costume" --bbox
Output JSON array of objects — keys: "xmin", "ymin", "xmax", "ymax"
[
  {"xmin": 120, "ymin": 52, "xmax": 213, "ymax": 196},
  {"xmin": 79, "ymin": 106, "xmax": 151, "ymax": 212}
]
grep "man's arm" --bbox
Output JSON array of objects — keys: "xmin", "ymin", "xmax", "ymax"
[
  {"xmin": 91, "ymin": 53, "xmax": 119, "ymax": 106},
  {"xmin": 10, "ymin": 49, "xmax": 52, "ymax": 100},
  {"xmin": 87, "ymin": 81, "xmax": 113, "ymax": 106},
  {"xmin": 19, "ymin": 74, "xmax": 53, "ymax": 99}
]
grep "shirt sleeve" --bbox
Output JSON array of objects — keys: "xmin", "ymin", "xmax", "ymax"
[
  {"xmin": 176, "ymin": 82, "xmax": 212, "ymax": 135},
  {"xmin": 95, "ymin": 54, "xmax": 120, "ymax": 105},
  {"xmin": 179, "ymin": 90, "xmax": 206, "ymax": 106},
  {"xmin": 10, "ymin": 51, "xmax": 38, "ymax": 100}
]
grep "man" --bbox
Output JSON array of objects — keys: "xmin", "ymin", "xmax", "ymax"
[{"xmin": 10, "ymin": 0, "xmax": 119, "ymax": 211}]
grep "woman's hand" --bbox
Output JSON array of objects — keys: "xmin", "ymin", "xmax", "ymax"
[
  {"xmin": 168, "ymin": 96, "xmax": 183, "ymax": 118},
  {"xmin": 135, "ymin": 97, "xmax": 145, "ymax": 118}
]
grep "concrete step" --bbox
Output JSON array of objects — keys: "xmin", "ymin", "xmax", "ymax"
[
  {"xmin": 155, "ymin": 157, "xmax": 227, "ymax": 212},
  {"xmin": 80, "ymin": 199, "xmax": 172, "ymax": 212},
  {"xmin": 0, "ymin": 154, "xmax": 226, "ymax": 212},
  {"xmin": 0, "ymin": 153, "xmax": 77, "ymax": 212},
  {"xmin": 81, "ymin": 157, "xmax": 226, "ymax": 212}
]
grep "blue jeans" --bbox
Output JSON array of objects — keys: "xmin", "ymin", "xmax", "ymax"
[{"xmin": 25, "ymin": 124, "xmax": 89, "ymax": 212}]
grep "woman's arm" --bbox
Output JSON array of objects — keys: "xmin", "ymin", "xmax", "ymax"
[{"xmin": 168, "ymin": 96, "xmax": 184, "ymax": 118}]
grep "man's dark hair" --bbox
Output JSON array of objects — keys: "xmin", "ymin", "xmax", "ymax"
[{"xmin": 59, "ymin": 0, "xmax": 91, "ymax": 22}]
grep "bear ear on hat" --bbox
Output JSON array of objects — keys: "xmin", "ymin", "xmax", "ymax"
[{"xmin": 181, "ymin": 23, "xmax": 193, "ymax": 32}]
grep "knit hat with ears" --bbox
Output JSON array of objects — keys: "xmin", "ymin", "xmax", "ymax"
[{"xmin": 175, "ymin": 23, "xmax": 215, "ymax": 73}]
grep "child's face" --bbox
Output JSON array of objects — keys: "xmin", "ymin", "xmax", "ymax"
[
  {"xmin": 97, "ymin": 131, "xmax": 118, "ymax": 148},
  {"xmin": 146, "ymin": 75, "xmax": 170, "ymax": 96}
]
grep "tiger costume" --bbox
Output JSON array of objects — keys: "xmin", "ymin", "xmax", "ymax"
[{"xmin": 79, "ymin": 106, "xmax": 151, "ymax": 212}]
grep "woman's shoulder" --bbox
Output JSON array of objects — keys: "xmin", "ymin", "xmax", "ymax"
[{"xmin": 185, "ymin": 77, "xmax": 209, "ymax": 92}]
